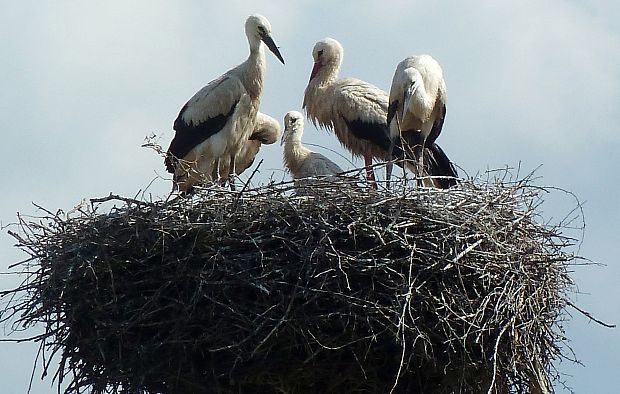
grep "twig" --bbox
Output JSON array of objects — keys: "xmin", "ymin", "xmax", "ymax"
[{"xmin": 567, "ymin": 301, "xmax": 616, "ymax": 328}]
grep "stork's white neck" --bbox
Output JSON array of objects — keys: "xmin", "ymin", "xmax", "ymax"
[
  {"xmin": 283, "ymin": 130, "xmax": 311, "ymax": 174},
  {"xmin": 405, "ymin": 69, "xmax": 434, "ymax": 122},
  {"xmin": 239, "ymin": 43, "xmax": 266, "ymax": 100},
  {"xmin": 303, "ymin": 64, "xmax": 339, "ymax": 129},
  {"xmin": 315, "ymin": 62, "xmax": 339, "ymax": 86}
]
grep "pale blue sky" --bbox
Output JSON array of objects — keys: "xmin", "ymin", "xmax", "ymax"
[{"xmin": 1, "ymin": 1, "xmax": 618, "ymax": 392}]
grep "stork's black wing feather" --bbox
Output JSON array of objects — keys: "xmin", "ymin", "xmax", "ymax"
[
  {"xmin": 164, "ymin": 102, "xmax": 238, "ymax": 173},
  {"xmin": 343, "ymin": 116, "xmax": 425, "ymax": 165},
  {"xmin": 426, "ymin": 103, "xmax": 446, "ymax": 147},
  {"xmin": 341, "ymin": 117, "xmax": 393, "ymax": 153}
]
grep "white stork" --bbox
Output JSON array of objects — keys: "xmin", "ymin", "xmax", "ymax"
[
  {"xmin": 219, "ymin": 112, "xmax": 281, "ymax": 178},
  {"xmin": 387, "ymin": 55, "xmax": 457, "ymax": 188},
  {"xmin": 165, "ymin": 14, "xmax": 285, "ymax": 193},
  {"xmin": 303, "ymin": 38, "xmax": 407, "ymax": 188},
  {"xmin": 281, "ymin": 111, "xmax": 344, "ymax": 182}
]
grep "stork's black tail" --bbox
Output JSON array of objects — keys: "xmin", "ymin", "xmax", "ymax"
[
  {"xmin": 423, "ymin": 143, "xmax": 458, "ymax": 188},
  {"xmin": 394, "ymin": 132, "xmax": 458, "ymax": 189}
]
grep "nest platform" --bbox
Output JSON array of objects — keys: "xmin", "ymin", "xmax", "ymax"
[{"xmin": 2, "ymin": 175, "xmax": 579, "ymax": 393}]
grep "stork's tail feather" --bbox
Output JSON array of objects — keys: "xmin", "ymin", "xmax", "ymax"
[
  {"xmin": 395, "ymin": 134, "xmax": 458, "ymax": 189},
  {"xmin": 424, "ymin": 143, "xmax": 458, "ymax": 189}
]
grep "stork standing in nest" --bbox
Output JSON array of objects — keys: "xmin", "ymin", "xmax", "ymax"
[
  {"xmin": 165, "ymin": 14, "xmax": 285, "ymax": 193},
  {"xmin": 387, "ymin": 55, "xmax": 457, "ymax": 188},
  {"xmin": 303, "ymin": 38, "xmax": 410, "ymax": 189}
]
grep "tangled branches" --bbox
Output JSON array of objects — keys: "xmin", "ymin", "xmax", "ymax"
[{"xmin": 2, "ymin": 174, "xmax": 584, "ymax": 393}]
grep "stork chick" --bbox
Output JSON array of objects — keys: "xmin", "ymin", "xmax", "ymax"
[
  {"xmin": 165, "ymin": 14, "xmax": 285, "ymax": 193},
  {"xmin": 281, "ymin": 111, "xmax": 344, "ymax": 182}
]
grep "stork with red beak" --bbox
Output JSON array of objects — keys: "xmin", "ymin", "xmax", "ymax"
[{"xmin": 303, "ymin": 38, "xmax": 404, "ymax": 188}]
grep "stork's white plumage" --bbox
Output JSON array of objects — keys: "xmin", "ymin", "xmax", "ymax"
[
  {"xmin": 303, "ymin": 38, "xmax": 399, "ymax": 187},
  {"xmin": 165, "ymin": 14, "xmax": 284, "ymax": 193},
  {"xmin": 219, "ymin": 112, "xmax": 282, "ymax": 178},
  {"xmin": 281, "ymin": 111, "xmax": 344, "ymax": 181},
  {"xmin": 387, "ymin": 55, "xmax": 457, "ymax": 188}
]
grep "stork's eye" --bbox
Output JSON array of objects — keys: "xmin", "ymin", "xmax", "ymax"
[
  {"xmin": 291, "ymin": 118, "xmax": 297, "ymax": 124},
  {"xmin": 258, "ymin": 26, "xmax": 266, "ymax": 35},
  {"xmin": 317, "ymin": 49, "xmax": 324, "ymax": 57}
]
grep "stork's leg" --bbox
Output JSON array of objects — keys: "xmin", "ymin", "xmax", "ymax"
[
  {"xmin": 418, "ymin": 147, "xmax": 424, "ymax": 186},
  {"xmin": 386, "ymin": 139, "xmax": 395, "ymax": 190},
  {"xmin": 414, "ymin": 144, "xmax": 426, "ymax": 187},
  {"xmin": 212, "ymin": 158, "xmax": 220, "ymax": 183},
  {"xmin": 364, "ymin": 154, "xmax": 378, "ymax": 190},
  {"xmin": 420, "ymin": 141, "xmax": 426, "ymax": 177},
  {"xmin": 416, "ymin": 143, "xmax": 434, "ymax": 188},
  {"xmin": 420, "ymin": 139, "xmax": 439, "ymax": 188},
  {"xmin": 228, "ymin": 154, "xmax": 237, "ymax": 191}
]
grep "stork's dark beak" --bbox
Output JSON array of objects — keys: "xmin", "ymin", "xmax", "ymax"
[
  {"xmin": 262, "ymin": 34, "xmax": 285, "ymax": 65},
  {"xmin": 403, "ymin": 82, "xmax": 418, "ymax": 115},
  {"xmin": 280, "ymin": 127, "xmax": 288, "ymax": 146}
]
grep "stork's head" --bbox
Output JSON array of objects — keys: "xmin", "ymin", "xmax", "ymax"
[
  {"xmin": 400, "ymin": 67, "xmax": 425, "ymax": 115},
  {"xmin": 245, "ymin": 14, "xmax": 285, "ymax": 64},
  {"xmin": 281, "ymin": 111, "xmax": 305, "ymax": 145},
  {"xmin": 251, "ymin": 112, "xmax": 282, "ymax": 144},
  {"xmin": 309, "ymin": 38, "xmax": 343, "ymax": 82}
]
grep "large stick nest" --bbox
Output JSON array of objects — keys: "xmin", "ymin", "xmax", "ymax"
[{"xmin": 2, "ymin": 174, "xmax": 580, "ymax": 393}]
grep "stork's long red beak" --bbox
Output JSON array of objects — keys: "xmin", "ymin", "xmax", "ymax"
[{"xmin": 309, "ymin": 61, "xmax": 322, "ymax": 82}]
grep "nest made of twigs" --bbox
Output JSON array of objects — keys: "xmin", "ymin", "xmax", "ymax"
[{"xmin": 2, "ymin": 173, "xmax": 582, "ymax": 393}]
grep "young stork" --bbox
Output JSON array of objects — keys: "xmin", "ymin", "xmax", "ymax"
[
  {"xmin": 303, "ymin": 38, "xmax": 405, "ymax": 188},
  {"xmin": 165, "ymin": 14, "xmax": 285, "ymax": 193},
  {"xmin": 219, "ymin": 112, "xmax": 282, "ymax": 178},
  {"xmin": 387, "ymin": 55, "xmax": 457, "ymax": 188},
  {"xmin": 281, "ymin": 111, "xmax": 344, "ymax": 181}
]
